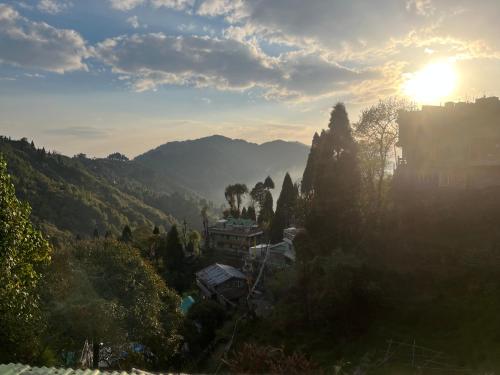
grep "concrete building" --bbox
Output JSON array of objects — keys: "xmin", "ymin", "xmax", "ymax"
[
  {"xmin": 249, "ymin": 227, "xmax": 299, "ymax": 268},
  {"xmin": 207, "ymin": 217, "xmax": 263, "ymax": 255},
  {"xmin": 396, "ymin": 97, "xmax": 500, "ymax": 190}
]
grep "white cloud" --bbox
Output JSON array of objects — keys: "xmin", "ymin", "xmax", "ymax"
[
  {"xmin": 109, "ymin": 0, "xmax": 193, "ymax": 11},
  {"xmin": 37, "ymin": 0, "xmax": 72, "ymax": 14},
  {"xmin": 109, "ymin": 0, "xmax": 145, "ymax": 11},
  {"xmin": 0, "ymin": 4, "xmax": 89, "ymax": 73},
  {"xmin": 127, "ymin": 15, "xmax": 140, "ymax": 29},
  {"xmin": 95, "ymin": 33, "xmax": 375, "ymax": 100}
]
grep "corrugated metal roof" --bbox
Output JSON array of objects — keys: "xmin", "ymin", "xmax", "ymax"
[
  {"xmin": 0, "ymin": 364, "xmax": 154, "ymax": 375},
  {"xmin": 195, "ymin": 263, "xmax": 245, "ymax": 288}
]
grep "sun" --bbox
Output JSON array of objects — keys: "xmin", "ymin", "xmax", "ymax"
[{"xmin": 403, "ymin": 60, "xmax": 457, "ymax": 104}]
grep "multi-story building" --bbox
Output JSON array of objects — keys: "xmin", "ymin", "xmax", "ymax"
[
  {"xmin": 396, "ymin": 97, "xmax": 500, "ymax": 190},
  {"xmin": 207, "ymin": 217, "xmax": 263, "ymax": 255}
]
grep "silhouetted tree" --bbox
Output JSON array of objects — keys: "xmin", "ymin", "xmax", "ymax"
[
  {"xmin": 270, "ymin": 173, "xmax": 298, "ymax": 243},
  {"xmin": 264, "ymin": 176, "xmax": 275, "ymax": 190},
  {"xmin": 247, "ymin": 205, "xmax": 257, "ymax": 221},
  {"xmin": 163, "ymin": 225, "xmax": 184, "ymax": 271},
  {"xmin": 301, "ymin": 132, "xmax": 320, "ymax": 195},
  {"xmin": 356, "ymin": 97, "xmax": 415, "ymax": 214},
  {"xmin": 121, "ymin": 225, "xmax": 133, "ymax": 243},
  {"xmin": 258, "ymin": 190, "xmax": 274, "ymax": 230},
  {"xmin": 307, "ymin": 103, "xmax": 361, "ymax": 252}
]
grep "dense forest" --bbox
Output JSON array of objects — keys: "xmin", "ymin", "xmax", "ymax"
[
  {"xmin": 0, "ymin": 136, "xmax": 215, "ymax": 237},
  {"xmin": 4, "ymin": 99, "xmax": 500, "ymax": 374}
]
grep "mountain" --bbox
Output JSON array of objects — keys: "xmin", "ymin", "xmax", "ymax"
[
  {"xmin": 0, "ymin": 137, "xmax": 212, "ymax": 238},
  {"xmin": 0, "ymin": 135, "xmax": 308, "ymax": 238},
  {"xmin": 135, "ymin": 135, "xmax": 310, "ymax": 203}
]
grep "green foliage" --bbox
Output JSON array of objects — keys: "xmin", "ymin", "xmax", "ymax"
[
  {"xmin": 42, "ymin": 239, "xmax": 182, "ymax": 369},
  {"xmin": 184, "ymin": 300, "xmax": 226, "ymax": 352},
  {"xmin": 0, "ymin": 155, "xmax": 52, "ymax": 362}
]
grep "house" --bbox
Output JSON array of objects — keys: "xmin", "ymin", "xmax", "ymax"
[
  {"xmin": 249, "ymin": 227, "xmax": 299, "ymax": 268},
  {"xmin": 196, "ymin": 263, "xmax": 248, "ymax": 307},
  {"xmin": 396, "ymin": 97, "xmax": 500, "ymax": 190},
  {"xmin": 207, "ymin": 217, "xmax": 263, "ymax": 255}
]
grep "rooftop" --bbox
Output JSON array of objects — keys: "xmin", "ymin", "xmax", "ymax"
[
  {"xmin": 0, "ymin": 364, "xmax": 156, "ymax": 375},
  {"xmin": 196, "ymin": 263, "xmax": 246, "ymax": 288}
]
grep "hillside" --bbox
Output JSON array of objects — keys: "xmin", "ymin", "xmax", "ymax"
[
  {"xmin": 0, "ymin": 137, "xmax": 209, "ymax": 237},
  {"xmin": 135, "ymin": 135, "xmax": 309, "ymax": 203}
]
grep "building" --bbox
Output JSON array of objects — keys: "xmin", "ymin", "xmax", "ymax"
[
  {"xmin": 207, "ymin": 217, "xmax": 263, "ymax": 255},
  {"xmin": 196, "ymin": 263, "xmax": 248, "ymax": 306},
  {"xmin": 396, "ymin": 97, "xmax": 500, "ymax": 190},
  {"xmin": 249, "ymin": 227, "xmax": 299, "ymax": 268}
]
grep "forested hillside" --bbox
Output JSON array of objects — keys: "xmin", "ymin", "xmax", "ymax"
[
  {"xmin": 0, "ymin": 137, "xmax": 211, "ymax": 237},
  {"xmin": 135, "ymin": 135, "xmax": 309, "ymax": 203}
]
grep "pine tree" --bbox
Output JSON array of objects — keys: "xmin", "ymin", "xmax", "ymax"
[
  {"xmin": 264, "ymin": 176, "xmax": 275, "ymax": 190},
  {"xmin": 121, "ymin": 225, "xmax": 133, "ymax": 243},
  {"xmin": 307, "ymin": 103, "xmax": 361, "ymax": 252},
  {"xmin": 163, "ymin": 225, "xmax": 184, "ymax": 271},
  {"xmin": 258, "ymin": 190, "xmax": 274, "ymax": 227},
  {"xmin": 301, "ymin": 132, "xmax": 320, "ymax": 195},
  {"xmin": 247, "ymin": 206, "xmax": 257, "ymax": 221},
  {"xmin": 270, "ymin": 173, "xmax": 298, "ymax": 243}
]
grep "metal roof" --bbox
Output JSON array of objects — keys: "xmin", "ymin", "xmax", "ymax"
[
  {"xmin": 0, "ymin": 364, "xmax": 155, "ymax": 375},
  {"xmin": 195, "ymin": 263, "xmax": 246, "ymax": 288}
]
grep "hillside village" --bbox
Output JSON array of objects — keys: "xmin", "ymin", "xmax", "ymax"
[{"xmin": 6, "ymin": 98, "xmax": 500, "ymax": 374}]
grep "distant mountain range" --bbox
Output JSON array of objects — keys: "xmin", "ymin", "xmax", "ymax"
[
  {"xmin": 135, "ymin": 135, "xmax": 309, "ymax": 204},
  {"xmin": 0, "ymin": 135, "xmax": 309, "ymax": 238}
]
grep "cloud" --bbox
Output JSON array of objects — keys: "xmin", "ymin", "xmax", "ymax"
[
  {"xmin": 37, "ymin": 0, "xmax": 72, "ymax": 14},
  {"xmin": 0, "ymin": 4, "xmax": 89, "ymax": 73},
  {"xmin": 95, "ymin": 32, "xmax": 375, "ymax": 100},
  {"xmin": 127, "ymin": 15, "xmax": 140, "ymax": 29},
  {"xmin": 108, "ymin": 0, "xmax": 145, "ymax": 11},
  {"xmin": 108, "ymin": 0, "xmax": 194, "ymax": 11}
]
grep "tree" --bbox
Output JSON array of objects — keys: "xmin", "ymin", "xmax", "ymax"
[
  {"xmin": 43, "ymin": 240, "xmax": 182, "ymax": 369},
  {"xmin": 93, "ymin": 228, "xmax": 100, "ymax": 239},
  {"xmin": 301, "ymin": 132, "xmax": 320, "ymax": 195},
  {"xmin": 0, "ymin": 155, "xmax": 52, "ymax": 362},
  {"xmin": 307, "ymin": 103, "xmax": 361, "ymax": 252},
  {"xmin": 224, "ymin": 183, "xmax": 248, "ymax": 216},
  {"xmin": 107, "ymin": 152, "xmax": 129, "ymax": 162},
  {"xmin": 355, "ymin": 97, "xmax": 415, "ymax": 214},
  {"xmin": 258, "ymin": 190, "xmax": 274, "ymax": 229},
  {"xmin": 250, "ymin": 182, "xmax": 266, "ymax": 211},
  {"xmin": 247, "ymin": 205, "xmax": 257, "ymax": 221},
  {"xmin": 224, "ymin": 185, "xmax": 237, "ymax": 214},
  {"xmin": 264, "ymin": 176, "xmax": 275, "ymax": 190},
  {"xmin": 270, "ymin": 173, "xmax": 298, "ymax": 243},
  {"xmin": 163, "ymin": 225, "xmax": 184, "ymax": 271},
  {"xmin": 121, "ymin": 225, "xmax": 133, "ymax": 243}
]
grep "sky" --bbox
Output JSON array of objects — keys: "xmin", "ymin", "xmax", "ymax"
[{"xmin": 1, "ymin": 0, "xmax": 499, "ymax": 157}]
